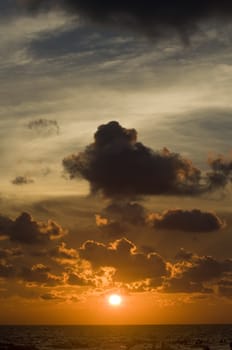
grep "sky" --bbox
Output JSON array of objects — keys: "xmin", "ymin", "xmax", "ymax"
[{"xmin": 1, "ymin": 0, "xmax": 232, "ymax": 324}]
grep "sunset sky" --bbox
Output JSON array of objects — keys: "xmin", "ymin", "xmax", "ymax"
[{"xmin": 1, "ymin": 0, "xmax": 232, "ymax": 324}]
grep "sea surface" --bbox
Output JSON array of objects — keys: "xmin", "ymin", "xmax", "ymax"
[{"xmin": 0, "ymin": 325, "xmax": 232, "ymax": 350}]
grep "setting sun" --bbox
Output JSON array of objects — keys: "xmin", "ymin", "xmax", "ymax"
[{"xmin": 108, "ymin": 294, "xmax": 122, "ymax": 306}]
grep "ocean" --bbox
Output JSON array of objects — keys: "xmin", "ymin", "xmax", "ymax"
[{"xmin": 0, "ymin": 325, "xmax": 232, "ymax": 350}]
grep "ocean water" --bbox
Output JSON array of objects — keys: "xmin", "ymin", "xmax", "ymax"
[{"xmin": 0, "ymin": 325, "xmax": 232, "ymax": 350}]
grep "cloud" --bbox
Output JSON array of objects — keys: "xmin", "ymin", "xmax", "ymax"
[
  {"xmin": 95, "ymin": 202, "xmax": 147, "ymax": 237},
  {"xmin": 51, "ymin": 242, "xmax": 78, "ymax": 259},
  {"xmin": 79, "ymin": 237, "xmax": 168, "ymax": 284},
  {"xmin": 0, "ymin": 262, "xmax": 15, "ymax": 278},
  {"xmin": 0, "ymin": 0, "xmax": 17, "ymax": 17},
  {"xmin": 175, "ymin": 248, "xmax": 194, "ymax": 261},
  {"xmin": 78, "ymin": 239, "xmax": 232, "ymax": 293},
  {"xmin": 208, "ymin": 155, "xmax": 232, "ymax": 189},
  {"xmin": 103, "ymin": 202, "xmax": 147, "ymax": 225},
  {"xmin": 40, "ymin": 292, "xmax": 67, "ymax": 301},
  {"xmin": 21, "ymin": 0, "xmax": 232, "ymax": 41},
  {"xmin": 163, "ymin": 252, "xmax": 232, "ymax": 293},
  {"xmin": 63, "ymin": 121, "xmax": 232, "ymax": 198},
  {"xmin": 179, "ymin": 255, "xmax": 232, "ymax": 282},
  {"xmin": 217, "ymin": 280, "xmax": 232, "ymax": 298},
  {"xmin": 0, "ymin": 212, "xmax": 66, "ymax": 245},
  {"xmin": 148, "ymin": 209, "xmax": 225, "ymax": 232},
  {"xmin": 97, "ymin": 203, "xmax": 224, "ymax": 236},
  {"xmin": 21, "ymin": 263, "xmax": 63, "ymax": 286},
  {"xmin": 66, "ymin": 272, "xmax": 91, "ymax": 286},
  {"xmin": 95, "ymin": 215, "xmax": 125, "ymax": 239},
  {"xmin": 11, "ymin": 176, "xmax": 34, "ymax": 185},
  {"xmin": 27, "ymin": 119, "xmax": 60, "ymax": 136},
  {"xmin": 209, "ymin": 155, "xmax": 232, "ymax": 174},
  {"xmin": 0, "ymin": 247, "xmax": 22, "ymax": 259},
  {"xmin": 50, "ymin": 242, "xmax": 78, "ymax": 265},
  {"xmin": 95, "ymin": 201, "xmax": 147, "ymax": 239},
  {"xmin": 163, "ymin": 276, "xmax": 212, "ymax": 294}
]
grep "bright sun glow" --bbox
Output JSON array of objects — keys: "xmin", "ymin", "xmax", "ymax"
[{"xmin": 108, "ymin": 294, "xmax": 122, "ymax": 306}]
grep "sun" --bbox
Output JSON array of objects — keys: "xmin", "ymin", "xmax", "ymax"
[{"xmin": 108, "ymin": 294, "xmax": 122, "ymax": 306}]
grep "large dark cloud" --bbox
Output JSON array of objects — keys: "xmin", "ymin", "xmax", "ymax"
[
  {"xmin": 21, "ymin": 0, "xmax": 232, "ymax": 40},
  {"xmin": 148, "ymin": 209, "xmax": 225, "ymax": 233},
  {"xmin": 0, "ymin": 212, "xmax": 66, "ymax": 245},
  {"xmin": 63, "ymin": 121, "xmax": 232, "ymax": 198}
]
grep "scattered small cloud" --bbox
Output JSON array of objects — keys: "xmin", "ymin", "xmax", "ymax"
[
  {"xmin": 27, "ymin": 119, "xmax": 60, "ymax": 136},
  {"xmin": 11, "ymin": 175, "xmax": 34, "ymax": 185}
]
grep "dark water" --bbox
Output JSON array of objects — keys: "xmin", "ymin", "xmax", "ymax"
[{"xmin": 0, "ymin": 325, "xmax": 232, "ymax": 350}]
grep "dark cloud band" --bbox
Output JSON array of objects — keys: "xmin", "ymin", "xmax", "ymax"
[{"xmin": 20, "ymin": 0, "xmax": 232, "ymax": 39}]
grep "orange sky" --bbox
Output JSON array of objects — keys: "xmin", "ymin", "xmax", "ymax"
[{"xmin": 1, "ymin": 1, "xmax": 232, "ymax": 325}]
